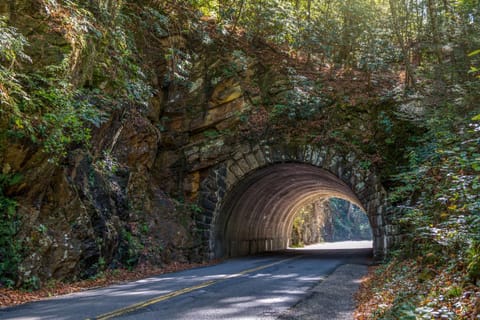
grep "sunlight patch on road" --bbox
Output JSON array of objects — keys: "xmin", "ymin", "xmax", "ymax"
[{"xmin": 289, "ymin": 240, "xmax": 373, "ymax": 250}]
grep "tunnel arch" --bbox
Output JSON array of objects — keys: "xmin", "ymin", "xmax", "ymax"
[{"xmin": 196, "ymin": 143, "xmax": 395, "ymax": 260}]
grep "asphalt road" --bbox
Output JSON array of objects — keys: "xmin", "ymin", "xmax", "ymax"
[{"xmin": 0, "ymin": 242, "xmax": 372, "ymax": 320}]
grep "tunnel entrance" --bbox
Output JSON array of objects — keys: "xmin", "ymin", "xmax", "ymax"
[
  {"xmin": 289, "ymin": 198, "xmax": 372, "ymax": 248},
  {"xmin": 214, "ymin": 163, "xmax": 370, "ymax": 257},
  {"xmin": 196, "ymin": 144, "xmax": 394, "ymax": 260}
]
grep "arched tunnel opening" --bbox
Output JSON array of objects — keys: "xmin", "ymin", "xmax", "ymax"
[
  {"xmin": 288, "ymin": 197, "xmax": 372, "ymax": 249},
  {"xmin": 213, "ymin": 163, "xmax": 376, "ymax": 258}
]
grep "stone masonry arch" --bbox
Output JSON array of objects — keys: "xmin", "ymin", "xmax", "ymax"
[{"xmin": 196, "ymin": 143, "xmax": 395, "ymax": 260}]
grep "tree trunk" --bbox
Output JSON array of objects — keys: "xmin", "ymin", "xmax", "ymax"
[
  {"xmin": 427, "ymin": 0, "xmax": 443, "ymax": 63},
  {"xmin": 388, "ymin": 0, "xmax": 416, "ymax": 89}
]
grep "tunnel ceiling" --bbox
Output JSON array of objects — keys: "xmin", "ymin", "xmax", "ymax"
[{"xmin": 215, "ymin": 163, "xmax": 367, "ymax": 256}]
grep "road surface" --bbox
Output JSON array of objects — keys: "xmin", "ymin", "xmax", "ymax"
[{"xmin": 1, "ymin": 241, "xmax": 372, "ymax": 320}]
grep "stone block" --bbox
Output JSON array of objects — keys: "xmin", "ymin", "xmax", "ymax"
[
  {"xmin": 216, "ymin": 164, "xmax": 227, "ymax": 178},
  {"xmin": 254, "ymin": 149, "xmax": 267, "ymax": 167},
  {"xmin": 203, "ymin": 215, "xmax": 212, "ymax": 224},
  {"xmin": 354, "ymin": 170, "xmax": 365, "ymax": 182},
  {"xmin": 346, "ymin": 152, "xmax": 357, "ymax": 164},
  {"xmin": 206, "ymin": 191, "xmax": 219, "ymax": 203},
  {"xmin": 217, "ymin": 175, "xmax": 227, "ymax": 191},
  {"xmin": 303, "ymin": 145, "xmax": 313, "ymax": 163},
  {"xmin": 377, "ymin": 204, "xmax": 385, "ymax": 215},
  {"xmin": 328, "ymin": 155, "xmax": 342, "ymax": 174},
  {"xmin": 229, "ymin": 163, "xmax": 245, "ymax": 179},
  {"xmin": 286, "ymin": 144, "xmax": 300, "ymax": 161},
  {"xmin": 195, "ymin": 221, "xmax": 210, "ymax": 229},
  {"xmin": 225, "ymin": 166, "xmax": 239, "ymax": 190},
  {"xmin": 237, "ymin": 158, "xmax": 250, "ymax": 174},
  {"xmin": 336, "ymin": 164, "xmax": 344, "ymax": 178},
  {"xmin": 310, "ymin": 149, "xmax": 322, "ymax": 166},
  {"xmin": 349, "ymin": 174, "xmax": 357, "ymax": 189},
  {"xmin": 271, "ymin": 146, "xmax": 286, "ymax": 162},
  {"xmin": 341, "ymin": 169, "xmax": 353, "ymax": 185},
  {"xmin": 245, "ymin": 153, "xmax": 259, "ymax": 170},
  {"xmin": 261, "ymin": 145, "xmax": 273, "ymax": 163},
  {"xmin": 232, "ymin": 151, "xmax": 244, "ymax": 161},
  {"xmin": 373, "ymin": 227, "xmax": 384, "ymax": 237},
  {"xmin": 217, "ymin": 187, "xmax": 225, "ymax": 199},
  {"xmin": 376, "ymin": 215, "xmax": 384, "ymax": 227},
  {"xmin": 384, "ymin": 225, "xmax": 396, "ymax": 236},
  {"xmin": 354, "ymin": 181, "xmax": 366, "ymax": 193},
  {"xmin": 201, "ymin": 176, "xmax": 218, "ymax": 191},
  {"xmin": 232, "ymin": 145, "xmax": 250, "ymax": 161},
  {"xmin": 316, "ymin": 146, "xmax": 329, "ymax": 166}
]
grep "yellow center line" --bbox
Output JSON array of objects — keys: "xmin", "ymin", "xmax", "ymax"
[{"xmin": 87, "ymin": 255, "xmax": 301, "ymax": 320}]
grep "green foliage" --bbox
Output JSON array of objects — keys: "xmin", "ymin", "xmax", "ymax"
[
  {"xmin": 95, "ymin": 151, "xmax": 119, "ymax": 175},
  {"xmin": 0, "ymin": 0, "xmax": 161, "ymax": 163},
  {"xmin": 203, "ymin": 129, "xmax": 220, "ymax": 139},
  {"xmin": 22, "ymin": 275, "xmax": 40, "ymax": 291},
  {"xmin": 0, "ymin": 18, "xmax": 31, "ymax": 123},
  {"xmin": 290, "ymin": 215, "xmax": 305, "ymax": 248},
  {"xmin": 11, "ymin": 73, "xmax": 107, "ymax": 162},
  {"xmin": 389, "ymin": 99, "xmax": 480, "ymax": 287},
  {"xmin": 466, "ymin": 241, "xmax": 480, "ymax": 283},
  {"xmin": 469, "ymin": 49, "xmax": 480, "ymax": 78},
  {"xmin": 0, "ymin": 173, "xmax": 22, "ymax": 288},
  {"xmin": 163, "ymin": 47, "xmax": 193, "ymax": 89},
  {"xmin": 119, "ymin": 229, "xmax": 144, "ymax": 268},
  {"xmin": 270, "ymin": 74, "xmax": 328, "ymax": 122},
  {"xmin": 139, "ymin": 7, "xmax": 170, "ymax": 38},
  {"xmin": 0, "ymin": 19, "xmax": 107, "ymax": 162},
  {"xmin": 0, "ymin": 17, "xmax": 31, "ymax": 69}
]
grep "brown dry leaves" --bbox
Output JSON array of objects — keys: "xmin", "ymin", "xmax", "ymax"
[
  {"xmin": 354, "ymin": 259, "xmax": 480, "ymax": 320},
  {"xmin": 0, "ymin": 260, "xmax": 219, "ymax": 308}
]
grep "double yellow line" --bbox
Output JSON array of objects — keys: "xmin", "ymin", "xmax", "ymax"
[{"xmin": 88, "ymin": 256, "xmax": 300, "ymax": 320}]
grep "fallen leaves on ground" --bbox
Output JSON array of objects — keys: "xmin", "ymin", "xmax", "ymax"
[
  {"xmin": 0, "ymin": 260, "xmax": 220, "ymax": 308},
  {"xmin": 354, "ymin": 259, "xmax": 480, "ymax": 319}
]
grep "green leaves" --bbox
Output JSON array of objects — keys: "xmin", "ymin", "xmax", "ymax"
[
  {"xmin": 469, "ymin": 49, "xmax": 480, "ymax": 78},
  {"xmin": 0, "ymin": 18, "xmax": 31, "ymax": 69},
  {"xmin": 0, "ymin": 173, "xmax": 22, "ymax": 288},
  {"xmin": 468, "ymin": 49, "xmax": 480, "ymax": 57}
]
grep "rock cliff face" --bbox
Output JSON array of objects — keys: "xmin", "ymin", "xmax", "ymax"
[{"xmin": 0, "ymin": 1, "xmax": 413, "ymax": 287}]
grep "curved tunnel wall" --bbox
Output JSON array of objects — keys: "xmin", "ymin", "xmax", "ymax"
[
  {"xmin": 196, "ymin": 143, "xmax": 397, "ymax": 260},
  {"xmin": 218, "ymin": 164, "xmax": 365, "ymax": 257}
]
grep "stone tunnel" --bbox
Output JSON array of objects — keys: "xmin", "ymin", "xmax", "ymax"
[{"xmin": 195, "ymin": 143, "xmax": 398, "ymax": 260}]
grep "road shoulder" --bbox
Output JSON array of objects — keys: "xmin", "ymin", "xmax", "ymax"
[{"xmin": 278, "ymin": 264, "xmax": 368, "ymax": 320}]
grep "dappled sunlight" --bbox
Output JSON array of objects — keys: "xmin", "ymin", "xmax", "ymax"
[
  {"xmin": 296, "ymin": 276, "xmax": 325, "ymax": 282},
  {"xmin": 109, "ymin": 289, "xmax": 170, "ymax": 297},
  {"xmin": 220, "ymin": 296, "xmax": 258, "ymax": 303},
  {"xmin": 250, "ymin": 273, "xmax": 300, "ymax": 279},
  {"xmin": 271, "ymin": 273, "xmax": 301, "ymax": 279},
  {"xmin": 256, "ymin": 296, "xmax": 291, "ymax": 304}
]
